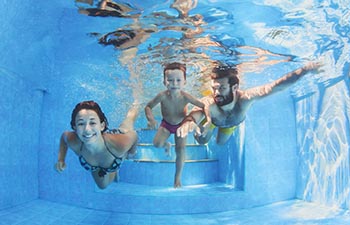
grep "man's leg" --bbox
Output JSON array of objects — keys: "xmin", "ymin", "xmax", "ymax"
[{"xmin": 216, "ymin": 126, "xmax": 237, "ymax": 145}]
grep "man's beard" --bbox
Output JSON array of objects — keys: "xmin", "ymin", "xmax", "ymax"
[{"xmin": 214, "ymin": 91, "xmax": 233, "ymax": 107}]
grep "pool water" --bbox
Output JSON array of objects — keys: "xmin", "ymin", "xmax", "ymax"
[{"xmin": 1, "ymin": 0, "xmax": 350, "ymax": 224}]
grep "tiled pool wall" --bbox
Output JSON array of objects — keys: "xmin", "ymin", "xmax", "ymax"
[
  {"xmin": 0, "ymin": 71, "xmax": 42, "ymax": 209},
  {"xmin": 0, "ymin": 0, "xmax": 62, "ymax": 210}
]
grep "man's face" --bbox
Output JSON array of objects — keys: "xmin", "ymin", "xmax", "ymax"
[{"xmin": 211, "ymin": 77, "xmax": 237, "ymax": 106}]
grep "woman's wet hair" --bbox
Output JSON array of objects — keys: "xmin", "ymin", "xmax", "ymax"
[
  {"xmin": 211, "ymin": 65, "xmax": 239, "ymax": 87},
  {"xmin": 70, "ymin": 100, "xmax": 109, "ymax": 132},
  {"xmin": 163, "ymin": 62, "xmax": 187, "ymax": 80}
]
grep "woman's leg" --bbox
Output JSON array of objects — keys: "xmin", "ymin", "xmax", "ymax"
[
  {"xmin": 116, "ymin": 104, "xmax": 139, "ymax": 155},
  {"xmin": 118, "ymin": 104, "xmax": 139, "ymax": 133},
  {"xmin": 91, "ymin": 171, "xmax": 116, "ymax": 189}
]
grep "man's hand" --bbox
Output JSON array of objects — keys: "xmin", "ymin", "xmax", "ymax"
[
  {"xmin": 147, "ymin": 119, "xmax": 158, "ymax": 130},
  {"xmin": 201, "ymin": 120, "xmax": 212, "ymax": 137},
  {"xmin": 176, "ymin": 121, "xmax": 201, "ymax": 138}
]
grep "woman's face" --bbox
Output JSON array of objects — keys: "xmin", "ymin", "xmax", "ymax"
[{"xmin": 74, "ymin": 109, "xmax": 105, "ymax": 143}]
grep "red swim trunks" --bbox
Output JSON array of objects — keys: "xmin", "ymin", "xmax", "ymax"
[{"xmin": 160, "ymin": 119, "xmax": 182, "ymax": 134}]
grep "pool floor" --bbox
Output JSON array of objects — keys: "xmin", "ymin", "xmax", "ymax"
[{"xmin": 1, "ymin": 198, "xmax": 350, "ymax": 225}]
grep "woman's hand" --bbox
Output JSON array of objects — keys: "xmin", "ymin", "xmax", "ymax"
[{"xmin": 55, "ymin": 160, "xmax": 66, "ymax": 172}]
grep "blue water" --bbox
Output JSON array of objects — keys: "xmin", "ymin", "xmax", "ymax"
[{"xmin": 1, "ymin": 0, "xmax": 350, "ymax": 224}]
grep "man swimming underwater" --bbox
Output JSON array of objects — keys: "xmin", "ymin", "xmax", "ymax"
[{"xmin": 177, "ymin": 61, "xmax": 322, "ymax": 145}]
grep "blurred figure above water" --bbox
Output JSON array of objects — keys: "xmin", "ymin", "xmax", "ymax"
[{"xmin": 77, "ymin": 0, "xmax": 141, "ymax": 18}]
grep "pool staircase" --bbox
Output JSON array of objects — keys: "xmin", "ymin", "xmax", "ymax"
[
  {"xmin": 93, "ymin": 129, "xmax": 250, "ymax": 214},
  {"xmin": 120, "ymin": 129, "xmax": 219, "ymax": 186},
  {"xmin": 46, "ymin": 127, "xmax": 294, "ymax": 215},
  {"xmin": 46, "ymin": 129, "xmax": 258, "ymax": 214}
]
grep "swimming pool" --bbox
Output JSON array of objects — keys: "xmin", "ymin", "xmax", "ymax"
[{"xmin": 1, "ymin": 0, "xmax": 349, "ymax": 222}]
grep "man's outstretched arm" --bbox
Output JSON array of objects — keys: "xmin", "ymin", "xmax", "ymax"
[{"xmin": 243, "ymin": 61, "xmax": 322, "ymax": 100}]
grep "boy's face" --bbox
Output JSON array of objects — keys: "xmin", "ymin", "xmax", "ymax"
[{"xmin": 164, "ymin": 69, "xmax": 186, "ymax": 91}]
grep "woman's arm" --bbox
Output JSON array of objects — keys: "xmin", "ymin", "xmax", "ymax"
[
  {"xmin": 105, "ymin": 131, "xmax": 138, "ymax": 156},
  {"xmin": 55, "ymin": 132, "xmax": 70, "ymax": 172}
]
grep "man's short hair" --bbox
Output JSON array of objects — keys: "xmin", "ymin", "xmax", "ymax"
[{"xmin": 211, "ymin": 65, "xmax": 239, "ymax": 87}]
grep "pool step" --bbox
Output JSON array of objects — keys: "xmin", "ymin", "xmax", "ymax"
[
  {"xmin": 93, "ymin": 182, "xmax": 248, "ymax": 214},
  {"xmin": 119, "ymin": 158, "xmax": 218, "ymax": 186},
  {"xmin": 133, "ymin": 143, "xmax": 210, "ymax": 161},
  {"xmin": 137, "ymin": 128, "xmax": 199, "ymax": 145},
  {"xmin": 119, "ymin": 129, "xmax": 219, "ymax": 186}
]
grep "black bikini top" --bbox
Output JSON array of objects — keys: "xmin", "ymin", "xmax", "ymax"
[{"xmin": 78, "ymin": 136, "xmax": 123, "ymax": 177}]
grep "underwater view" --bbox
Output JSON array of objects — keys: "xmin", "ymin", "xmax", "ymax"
[{"xmin": 0, "ymin": 0, "xmax": 349, "ymax": 224}]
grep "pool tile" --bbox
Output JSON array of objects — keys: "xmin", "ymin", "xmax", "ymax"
[{"xmin": 1, "ymin": 199, "xmax": 350, "ymax": 225}]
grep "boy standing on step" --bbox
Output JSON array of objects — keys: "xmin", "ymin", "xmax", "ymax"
[{"xmin": 145, "ymin": 62, "xmax": 211, "ymax": 188}]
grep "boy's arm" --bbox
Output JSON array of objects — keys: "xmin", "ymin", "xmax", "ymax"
[
  {"xmin": 189, "ymin": 95, "xmax": 211, "ymax": 125},
  {"xmin": 243, "ymin": 61, "xmax": 322, "ymax": 101},
  {"xmin": 144, "ymin": 92, "xmax": 163, "ymax": 129},
  {"xmin": 186, "ymin": 94, "xmax": 212, "ymax": 136},
  {"xmin": 183, "ymin": 92, "xmax": 210, "ymax": 121}
]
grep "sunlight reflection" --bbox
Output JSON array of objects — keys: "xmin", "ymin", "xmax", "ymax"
[{"xmin": 283, "ymin": 201, "xmax": 346, "ymax": 220}]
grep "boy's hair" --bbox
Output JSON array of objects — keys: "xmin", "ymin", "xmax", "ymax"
[
  {"xmin": 163, "ymin": 62, "xmax": 187, "ymax": 80},
  {"xmin": 211, "ymin": 65, "xmax": 239, "ymax": 87}
]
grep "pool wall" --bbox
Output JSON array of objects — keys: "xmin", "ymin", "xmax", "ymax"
[
  {"xmin": 0, "ymin": 69, "xmax": 42, "ymax": 209},
  {"xmin": 0, "ymin": 0, "xmax": 61, "ymax": 210},
  {"xmin": 1, "ymin": 0, "xmax": 349, "ymax": 214},
  {"xmin": 293, "ymin": 67, "xmax": 350, "ymax": 209}
]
